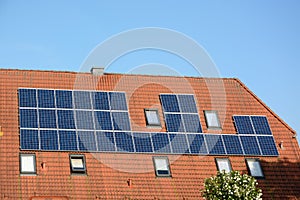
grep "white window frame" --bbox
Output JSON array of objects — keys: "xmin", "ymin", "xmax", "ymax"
[
  {"xmin": 70, "ymin": 155, "xmax": 86, "ymax": 174},
  {"xmin": 20, "ymin": 153, "xmax": 36, "ymax": 175},
  {"xmin": 153, "ymin": 156, "xmax": 171, "ymax": 177},
  {"xmin": 245, "ymin": 158, "xmax": 265, "ymax": 179},
  {"xmin": 144, "ymin": 109, "xmax": 161, "ymax": 127},
  {"xmin": 215, "ymin": 158, "xmax": 232, "ymax": 173},
  {"xmin": 204, "ymin": 110, "xmax": 221, "ymax": 129}
]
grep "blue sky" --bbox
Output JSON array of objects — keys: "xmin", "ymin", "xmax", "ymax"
[{"xmin": 0, "ymin": 1, "xmax": 299, "ymax": 143}]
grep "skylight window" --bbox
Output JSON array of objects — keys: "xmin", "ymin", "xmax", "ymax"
[
  {"xmin": 215, "ymin": 158, "xmax": 232, "ymax": 173},
  {"xmin": 245, "ymin": 158, "xmax": 264, "ymax": 179},
  {"xmin": 70, "ymin": 155, "xmax": 86, "ymax": 174},
  {"xmin": 153, "ymin": 157, "xmax": 171, "ymax": 177},
  {"xmin": 145, "ymin": 109, "xmax": 161, "ymax": 126},
  {"xmin": 204, "ymin": 110, "xmax": 221, "ymax": 129},
  {"xmin": 20, "ymin": 154, "xmax": 36, "ymax": 175}
]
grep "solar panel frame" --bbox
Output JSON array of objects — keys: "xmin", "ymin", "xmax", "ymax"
[
  {"xmin": 233, "ymin": 116, "xmax": 255, "ymax": 134},
  {"xmin": 38, "ymin": 89, "xmax": 55, "ymax": 108},
  {"xmin": 39, "ymin": 109, "xmax": 57, "ymax": 128},
  {"xmin": 133, "ymin": 132, "xmax": 153, "ymax": 153},
  {"xmin": 96, "ymin": 131, "xmax": 116, "ymax": 152},
  {"xmin": 94, "ymin": 111, "xmax": 113, "ymax": 130},
  {"xmin": 187, "ymin": 133, "xmax": 208, "ymax": 154},
  {"xmin": 73, "ymin": 91, "xmax": 92, "ymax": 109},
  {"xmin": 151, "ymin": 133, "xmax": 171, "ymax": 153},
  {"xmin": 205, "ymin": 134, "xmax": 226, "ymax": 155},
  {"xmin": 112, "ymin": 112, "xmax": 131, "ymax": 131},
  {"xmin": 20, "ymin": 129, "xmax": 39, "ymax": 150},
  {"xmin": 59, "ymin": 130, "xmax": 78, "ymax": 151},
  {"xmin": 75, "ymin": 110, "xmax": 94, "ymax": 130},
  {"xmin": 92, "ymin": 91, "xmax": 110, "ymax": 110},
  {"xmin": 78, "ymin": 131, "xmax": 97, "ymax": 151},
  {"xmin": 169, "ymin": 133, "xmax": 190, "ymax": 154},
  {"xmin": 257, "ymin": 136, "xmax": 279, "ymax": 156},
  {"xmin": 19, "ymin": 89, "xmax": 37, "ymax": 108},
  {"xmin": 164, "ymin": 114, "xmax": 184, "ymax": 132},
  {"xmin": 19, "ymin": 109, "xmax": 38, "ymax": 128},
  {"xmin": 222, "ymin": 135, "xmax": 244, "ymax": 155},
  {"xmin": 251, "ymin": 116, "xmax": 272, "ymax": 135},
  {"xmin": 40, "ymin": 130, "xmax": 59, "ymax": 150},
  {"xmin": 55, "ymin": 90, "xmax": 73, "ymax": 109},
  {"xmin": 160, "ymin": 94, "xmax": 180, "ymax": 112},
  {"xmin": 177, "ymin": 94, "xmax": 198, "ymax": 113},
  {"xmin": 109, "ymin": 92, "xmax": 128, "ymax": 111},
  {"xmin": 240, "ymin": 136, "xmax": 261, "ymax": 155},
  {"xmin": 182, "ymin": 114, "xmax": 202, "ymax": 133},
  {"xmin": 57, "ymin": 110, "xmax": 76, "ymax": 129},
  {"xmin": 115, "ymin": 132, "xmax": 135, "ymax": 152}
]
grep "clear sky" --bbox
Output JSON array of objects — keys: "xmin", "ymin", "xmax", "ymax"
[{"xmin": 0, "ymin": 1, "xmax": 299, "ymax": 143}]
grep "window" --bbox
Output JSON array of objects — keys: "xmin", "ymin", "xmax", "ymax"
[
  {"xmin": 20, "ymin": 153, "xmax": 36, "ymax": 174},
  {"xmin": 215, "ymin": 158, "xmax": 232, "ymax": 173},
  {"xmin": 245, "ymin": 158, "xmax": 264, "ymax": 179},
  {"xmin": 204, "ymin": 110, "xmax": 221, "ymax": 129},
  {"xmin": 70, "ymin": 155, "xmax": 86, "ymax": 174},
  {"xmin": 153, "ymin": 157, "xmax": 171, "ymax": 177},
  {"xmin": 145, "ymin": 109, "xmax": 161, "ymax": 126}
]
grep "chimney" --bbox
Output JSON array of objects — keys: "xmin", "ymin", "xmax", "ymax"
[{"xmin": 90, "ymin": 67, "xmax": 105, "ymax": 76}]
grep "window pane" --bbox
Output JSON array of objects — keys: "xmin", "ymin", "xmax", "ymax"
[
  {"xmin": 247, "ymin": 159, "xmax": 264, "ymax": 178},
  {"xmin": 20, "ymin": 154, "xmax": 36, "ymax": 174},
  {"xmin": 216, "ymin": 158, "xmax": 231, "ymax": 173},
  {"xmin": 205, "ymin": 111, "xmax": 220, "ymax": 128},
  {"xmin": 145, "ymin": 110, "xmax": 160, "ymax": 125}
]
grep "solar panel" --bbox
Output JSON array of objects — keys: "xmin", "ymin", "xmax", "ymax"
[
  {"xmin": 96, "ymin": 131, "xmax": 116, "ymax": 152},
  {"xmin": 75, "ymin": 110, "xmax": 94, "ymax": 130},
  {"xmin": 165, "ymin": 114, "xmax": 184, "ymax": 132},
  {"xmin": 187, "ymin": 134, "xmax": 207, "ymax": 154},
  {"xmin": 169, "ymin": 133, "xmax": 189, "ymax": 154},
  {"xmin": 20, "ymin": 109, "xmax": 38, "ymax": 128},
  {"xmin": 19, "ymin": 89, "xmax": 37, "ymax": 107},
  {"xmin": 115, "ymin": 132, "xmax": 134, "ymax": 152},
  {"xmin": 20, "ymin": 129, "xmax": 39, "ymax": 150},
  {"xmin": 57, "ymin": 110, "xmax": 76, "ymax": 129},
  {"xmin": 94, "ymin": 111, "xmax": 113, "ymax": 130},
  {"xmin": 55, "ymin": 90, "xmax": 73, "ymax": 108},
  {"xmin": 39, "ymin": 109, "xmax": 57, "ymax": 128},
  {"xmin": 59, "ymin": 130, "xmax": 78, "ymax": 151},
  {"xmin": 151, "ymin": 133, "xmax": 171, "ymax": 153},
  {"xmin": 133, "ymin": 132, "xmax": 153, "ymax": 153},
  {"xmin": 74, "ymin": 91, "xmax": 92, "ymax": 109},
  {"xmin": 177, "ymin": 95, "xmax": 197, "ymax": 113},
  {"xmin": 233, "ymin": 116, "xmax": 255, "ymax": 134},
  {"xmin": 160, "ymin": 94, "xmax": 180, "ymax": 112},
  {"xmin": 182, "ymin": 114, "xmax": 202, "ymax": 133},
  {"xmin": 240, "ymin": 136, "xmax": 261, "ymax": 155},
  {"xmin": 205, "ymin": 134, "xmax": 226, "ymax": 155},
  {"xmin": 92, "ymin": 92, "xmax": 110, "ymax": 110},
  {"xmin": 257, "ymin": 136, "xmax": 278, "ymax": 156},
  {"xmin": 222, "ymin": 135, "xmax": 243, "ymax": 155},
  {"xmin": 109, "ymin": 92, "xmax": 128, "ymax": 110},
  {"xmin": 40, "ymin": 130, "xmax": 58, "ymax": 150},
  {"xmin": 38, "ymin": 89, "xmax": 55, "ymax": 108},
  {"xmin": 112, "ymin": 112, "xmax": 130, "ymax": 131},
  {"xmin": 251, "ymin": 116, "xmax": 272, "ymax": 135},
  {"xmin": 78, "ymin": 131, "xmax": 97, "ymax": 151}
]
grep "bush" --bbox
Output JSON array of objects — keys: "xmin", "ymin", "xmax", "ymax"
[{"xmin": 202, "ymin": 170, "xmax": 262, "ymax": 200}]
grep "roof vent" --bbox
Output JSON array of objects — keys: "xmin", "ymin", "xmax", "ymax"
[{"xmin": 90, "ymin": 67, "xmax": 105, "ymax": 76}]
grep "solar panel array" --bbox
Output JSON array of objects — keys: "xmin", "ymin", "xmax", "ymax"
[{"xmin": 19, "ymin": 89, "xmax": 278, "ymax": 156}]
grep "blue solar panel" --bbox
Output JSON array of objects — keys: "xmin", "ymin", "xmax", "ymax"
[
  {"xmin": 55, "ymin": 90, "xmax": 73, "ymax": 108},
  {"xmin": 182, "ymin": 114, "xmax": 202, "ymax": 133},
  {"xmin": 257, "ymin": 136, "xmax": 278, "ymax": 156},
  {"xmin": 178, "ymin": 95, "xmax": 198, "ymax": 113},
  {"xmin": 112, "ymin": 112, "xmax": 130, "ymax": 131},
  {"xmin": 160, "ymin": 94, "xmax": 180, "ymax": 112},
  {"xmin": 74, "ymin": 91, "xmax": 92, "ymax": 109},
  {"xmin": 20, "ymin": 129, "xmax": 39, "ymax": 150},
  {"xmin": 39, "ymin": 109, "xmax": 57, "ymax": 128},
  {"xmin": 133, "ymin": 132, "xmax": 153, "ymax": 153},
  {"xmin": 169, "ymin": 133, "xmax": 189, "ymax": 154},
  {"xmin": 205, "ymin": 135, "xmax": 226, "ymax": 155},
  {"xmin": 19, "ymin": 89, "xmax": 37, "ymax": 107},
  {"xmin": 92, "ymin": 92, "xmax": 110, "ymax": 110},
  {"xmin": 187, "ymin": 134, "xmax": 207, "ymax": 154},
  {"xmin": 78, "ymin": 131, "xmax": 97, "ymax": 151},
  {"xmin": 38, "ymin": 89, "xmax": 55, "ymax": 108},
  {"xmin": 75, "ymin": 111, "xmax": 94, "ymax": 130},
  {"xmin": 57, "ymin": 110, "xmax": 75, "ymax": 129},
  {"xmin": 222, "ymin": 135, "xmax": 243, "ymax": 155},
  {"xmin": 20, "ymin": 109, "xmax": 38, "ymax": 128},
  {"xmin": 59, "ymin": 130, "xmax": 78, "ymax": 150},
  {"xmin": 151, "ymin": 133, "xmax": 171, "ymax": 153},
  {"xmin": 96, "ymin": 131, "xmax": 116, "ymax": 152},
  {"xmin": 165, "ymin": 114, "xmax": 184, "ymax": 132},
  {"xmin": 109, "ymin": 92, "xmax": 128, "ymax": 110},
  {"xmin": 115, "ymin": 132, "xmax": 134, "ymax": 152},
  {"xmin": 240, "ymin": 136, "xmax": 261, "ymax": 155},
  {"xmin": 251, "ymin": 116, "xmax": 272, "ymax": 135},
  {"xmin": 40, "ymin": 130, "xmax": 58, "ymax": 150},
  {"xmin": 233, "ymin": 116, "xmax": 255, "ymax": 134},
  {"xmin": 94, "ymin": 111, "xmax": 113, "ymax": 130}
]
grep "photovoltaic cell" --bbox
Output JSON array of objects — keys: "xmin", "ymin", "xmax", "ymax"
[
  {"xmin": 160, "ymin": 94, "xmax": 180, "ymax": 112},
  {"xmin": 182, "ymin": 114, "xmax": 202, "ymax": 133},
  {"xmin": 20, "ymin": 109, "xmax": 38, "ymax": 128},
  {"xmin": 19, "ymin": 89, "xmax": 37, "ymax": 107},
  {"xmin": 75, "ymin": 110, "xmax": 94, "ymax": 130},
  {"xmin": 109, "ymin": 92, "xmax": 128, "ymax": 110},
  {"xmin": 222, "ymin": 135, "xmax": 243, "ymax": 155},
  {"xmin": 55, "ymin": 90, "xmax": 73, "ymax": 108},
  {"xmin": 205, "ymin": 134, "xmax": 226, "ymax": 155},
  {"xmin": 92, "ymin": 92, "xmax": 110, "ymax": 110},
  {"xmin": 133, "ymin": 132, "xmax": 153, "ymax": 153},
  {"xmin": 165, "ymin": 114, "xmax": 184, "ymax": 132},
  {"xmin": 78, "ymin": 131, "xmax": 97, "ymax": 151},
  {"xmin": 115, "ymin": 132, "xmax": 134, "ymax": 152},
  {"xmin": 177, "ymin": 95, "xmax": 197, "ymax": 113},
  {"xmin": 20, "ymin": 129, "xmax": 39, "ymax": 150},
  {"xmin": 74, "ymin": 91, "xmax": 92, "ymax": 109},
  {"xmin": 94, "ymin": 111, "xmax": 113, "ymax": 130},
  {"xmin": 151, "ymin": 133, "xmax": 171, "ymax": 153},
  {"xmin": 57, "ymin": 110, "xmax": 75, "ymax": 129},
  {"xmin": 38, "ymin": 89, "xmax": 55, "ymax": 108},
  {"xmin": 96, "ymin": 131, "xmax": 115, "ymax": 152},
  {"xmin": 251, "ymin": 116, "xmax": 272, "ymax": 135},
  {"xmin": 169, "ymin": 133, "xmax": 189, "ymax": 154},
  {"xmin": 59, "ymin": 130, "xmax": 78, "ymax": 151},
  {"xmin": 240, "ymin": 136, "xmax": 261, "ymax": 155},
  {"xmin": 39, "ymin": 109, "xmax": 57, "ymax": 128},
  {"xmin": 233, "ymin": 116, "xmax": 255, "ymax": 134},
  {"xmin": 257, "ymin": 136, "xmax": 279, "ymax": 156},
  {"xmin": 40, "ymin": 130, "xmax": 58, "ymax": 150},
  {"xmin": 112, "ymin": 112, "xmax": 130, "ymax": 131},
  {"xmin": 187, "ymin": 134, "xmax": 207, "ymax": 154}
]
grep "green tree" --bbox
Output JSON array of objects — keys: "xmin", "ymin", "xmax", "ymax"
[{"xmin": 202, "ymin": 171, "xmax": 262, "ymax": 200}]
